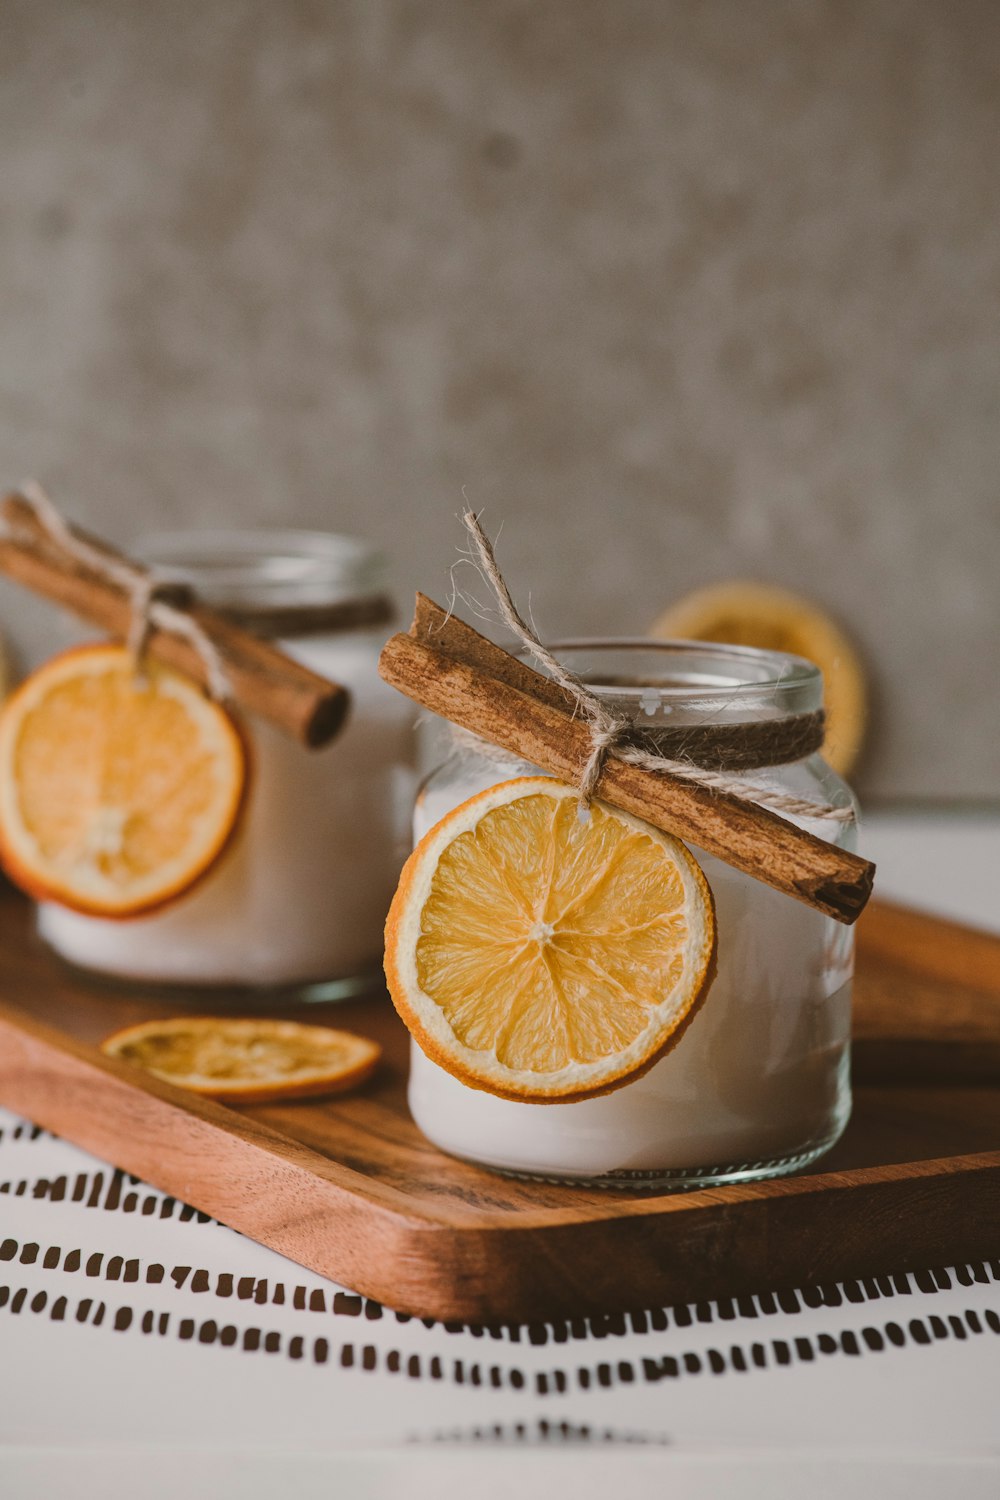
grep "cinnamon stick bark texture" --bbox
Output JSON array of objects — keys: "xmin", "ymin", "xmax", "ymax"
[
  {"xmin": 0, "ymin": 493, "xmax": 350, "ymax": 747},
  {"xmin": 381, "ymin": 595, "xmax": 875, "ymax": 925}
]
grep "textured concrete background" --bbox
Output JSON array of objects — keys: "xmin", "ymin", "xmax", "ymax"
[{"xmin": 0, "ymin": 0, "xmax": 997, "ymax": 798}]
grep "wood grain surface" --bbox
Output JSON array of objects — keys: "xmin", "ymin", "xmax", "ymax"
[{"xmin": 0, "ymin": 889, "xmax": 998, "ymax": 1322}]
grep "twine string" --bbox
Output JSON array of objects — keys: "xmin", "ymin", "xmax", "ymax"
[
  {"xmin": 11, "ymin": 483, "xmax": 232, "ymax": 702},
  {"xmin": 454, "ymin": 514, "xmax": 631, "ymax": 804},
  {"xmin": 458, "ymin": 509, "xmax": 852, "ymax": 827}
]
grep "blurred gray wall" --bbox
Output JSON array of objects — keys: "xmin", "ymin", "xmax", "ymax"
[{"xmin": 1, "ymin": 0, "xmax": 997, "ymax": 799}]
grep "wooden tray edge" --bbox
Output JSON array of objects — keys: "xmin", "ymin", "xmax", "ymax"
[{"xmin": 4, "ymin": 999, "xmax": 1000, "ymax": 1322}]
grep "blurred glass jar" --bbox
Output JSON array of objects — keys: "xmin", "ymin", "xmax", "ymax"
[
  {"xmin": 407, "ymin": 640, "xmax": 857, "ymax": 1188},
  {"xmin": 39, "ymin": 531, "xmax": 415, "ymax": 997}
]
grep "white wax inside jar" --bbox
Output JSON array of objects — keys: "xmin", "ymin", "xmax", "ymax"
[
  {"xmin": 407, "ymin": 773, "xmax": 854, "ymax": 1181},
  {"xmin": 38, "ymin": 631, "xmax": 416, "ymax": 988}
]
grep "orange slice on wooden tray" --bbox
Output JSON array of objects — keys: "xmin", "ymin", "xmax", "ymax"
[
  {"xmin": 384, "ymin": 777, "xmax": 716, "ymax": 1103},
  {"xmin": 102, "ymin": 1016, "xmax": 381, "ymax": 1104},
  {"xmin": 0, "ymin": 643, "xmax": 246, "ymax": 917},
  {"xmin": 650, "ymin": 581, "xmax": 867, "ymax": 777}
]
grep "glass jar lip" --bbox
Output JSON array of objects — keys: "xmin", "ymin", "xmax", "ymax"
[
  {"xmin": 135, "ymin": 528, "xmax": 386, "ymax": 609},
  {"xmin": 535, "ymin": 637, "xmax": 822, "ymax": 703}
]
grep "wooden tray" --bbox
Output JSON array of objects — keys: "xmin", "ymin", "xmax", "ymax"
[{"xmin": 1, "ymin": 887, "xmax": 999, "ymax": 1324}]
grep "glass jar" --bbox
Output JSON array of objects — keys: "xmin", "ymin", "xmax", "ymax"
[
  {"xmin": 39, "ymin": 530, "xmax": 416, "ymax": 997},
  {"xmin": 407, "ymin": 640, "xmax": 857, "ymax": 1188}
]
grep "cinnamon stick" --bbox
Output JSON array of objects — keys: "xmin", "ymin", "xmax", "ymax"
[
  {"xmin": 0, "ymin": 493, "xmax": 350, "ymax": 747},
  {"xmin": 381, "ymin": 596, "xmax": 875, "ymax": 925}
]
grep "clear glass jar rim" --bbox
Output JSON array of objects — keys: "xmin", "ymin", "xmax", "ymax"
[
  {"xmin": 534, "ymin": 637, "xmax": 822, "ymax": 703},
  {"xmin": 136, "ymin": 528, "xmax": 386, "ymax": 609}
]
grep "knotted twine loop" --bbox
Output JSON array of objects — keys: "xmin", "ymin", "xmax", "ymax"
[
  {"xmin": 13, "ymin": 483, "xmax": 232, "ymax": 702},
  {"xmin": 457, "ymin": 510, "xmax": 852, "ymax": 827}
]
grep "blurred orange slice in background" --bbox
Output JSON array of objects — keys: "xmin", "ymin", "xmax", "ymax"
[{"xmin": 650, "ymin": 581, "xmax": 867, "ymax": 778}]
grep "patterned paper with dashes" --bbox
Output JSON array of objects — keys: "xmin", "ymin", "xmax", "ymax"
[{"xmin": 1, "ymin": 1106, "xmax": 998, "ymax": 1452}]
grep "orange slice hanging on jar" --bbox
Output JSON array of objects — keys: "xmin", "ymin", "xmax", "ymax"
[
  {"xmin": 0, "ymin": 643, "xmax": 246, "ymax": 917},
  {"xmin": 384, "ymin": 777, "xmax": 716, "ymax": 1103}
]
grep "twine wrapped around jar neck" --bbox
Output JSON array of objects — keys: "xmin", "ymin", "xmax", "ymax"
[{"xmin": 591, "ymin": 707, "xmax": 825, "ymax": 773}]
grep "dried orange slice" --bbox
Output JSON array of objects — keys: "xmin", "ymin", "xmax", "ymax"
[
  {"xmin": 650, "ymin": 581, "xmax": 867, "ymax": 777},
  {"xmin": 0, "ymin": 643, "xmax": 246, "ymax": 917},
  {"xmin": 384, "ymin": 777, "xmax": 716, "ymax": 1103},
  {"xmin": 101, "ymin": 1016, "xmax": 380, "ymax": 1103}
]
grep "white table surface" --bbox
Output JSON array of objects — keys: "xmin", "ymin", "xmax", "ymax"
[
  {"xmin": 858, "ymin": 806, "xmax": 1000, "ymax": 935},
  {"xmin": 1, "ymin": 807, "xmax": 998, "ymax": 1499}
]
